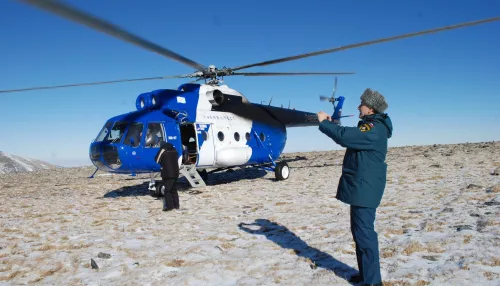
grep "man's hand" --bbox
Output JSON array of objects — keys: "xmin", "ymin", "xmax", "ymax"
[{"xmin": 317, "ymin": 111, "xmax": 331, "ymax": 123}]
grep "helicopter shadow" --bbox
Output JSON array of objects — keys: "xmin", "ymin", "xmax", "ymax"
[
  {"xmin": 204, "ymin": 167, "xmax": 269, "ymax": 185},
  {"xmin": 103, "ymin": 167, "xmax": 269, "ymax": 198},
  {"xmin": 238, "ymin": 219, "xmax": 358, "ymax": 284}
]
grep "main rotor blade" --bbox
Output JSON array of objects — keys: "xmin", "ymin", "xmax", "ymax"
[
  {"xmin": 231, "ymin": 16, "xmax": 500, "ymax": 71},
  {"xmin": 18, "ymin": 0, "xmax": 205, "ymax": 71},
  {"xmin": 231, "ymin": 72, "xmax": 355, "ymax": 76},
  {"xmin": 0, "ymin": 75, "xmax": 188, "ymax": 94}
]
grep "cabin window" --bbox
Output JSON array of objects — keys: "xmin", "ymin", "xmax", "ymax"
[
  {"xmin": 234, "ymin": 132, "xmax": 240, "ymax": 141},
  {"xmin": 218, "ymin": 131, "xmax": 224, "ymax": 141},
  {"xmin": 145, "ymin": 122, "xmax": 165, "ymax": 148},
  {"xmin": 260, "ymin": 132, "xmax": 266, "ymax": 142},
  {"xmin": 123, "ymin": 122, "xmax": 144, "ymax": 147},
  {"xmin": 201, "ymin": 131, "xmax": 208, "ymax": 141},
  {"xmin": 245, "ymin": 132, "xmax": 250, "ymax": 141}
]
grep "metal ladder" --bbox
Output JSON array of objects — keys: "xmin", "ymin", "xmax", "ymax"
[{"xmin": 179, "ymin": 164, "xmax": 206, "ymax": 188}]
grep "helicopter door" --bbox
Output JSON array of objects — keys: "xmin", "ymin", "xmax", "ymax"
[
  {"xmin": 195, "ymin": 123, "xmax": 215, "ymax": 166},
  {"xmin": 141, "ymin": 122, "xmax": 166, "ymax": 169}
]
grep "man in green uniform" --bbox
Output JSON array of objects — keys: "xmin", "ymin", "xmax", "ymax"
[{"xmin": 317, "ymin": 88, "xmax": 392, "ymax": 286}]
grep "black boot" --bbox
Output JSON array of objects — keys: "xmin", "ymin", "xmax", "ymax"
[
  {"xmin": 162, "ymin": 187, "xmax": 175, "ymax": 211},
  {"xmin": 172, "ymin": 189, "xmax": 179, "ymax": 209},
  {"xmin": 348, "ymin": 273, "xmax": 364, "ymax": 283}
]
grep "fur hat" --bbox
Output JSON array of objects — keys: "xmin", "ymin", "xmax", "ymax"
[{"xmin": 360, "ymin": 88, "xmax": 388, "ymax": 113}]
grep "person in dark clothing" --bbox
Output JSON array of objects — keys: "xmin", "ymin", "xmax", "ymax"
[
  {"xmin": 154, "ymin": 142, "xmax": 180, "ymax": 211},
  {"xmin": 317, "ymin": 88, "xmax": 393, "ymax": 286}
]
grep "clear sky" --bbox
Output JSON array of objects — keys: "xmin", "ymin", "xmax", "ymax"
[{"xmin": 1, "ymin": 0, "xmax": 499, "ymax": 167}]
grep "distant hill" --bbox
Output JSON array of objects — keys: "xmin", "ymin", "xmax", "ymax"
[{"xmin": 0, "ymin": 151, "xmax": 59, "ymax": 174}]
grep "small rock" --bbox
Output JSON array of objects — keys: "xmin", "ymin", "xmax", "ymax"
[
  {"xmin": 91, "ymin": 258, "xmax": 99, "ymax": 269},
  {"xmin": 422, "ymin": 255, "xmax": 439, "ymax": 261},
  {"xmin": 429, "ymin": 164, "xmax": 441, "ymax": 168},
  {"xmin": 491, "ymin": 167, "xmax": 499, "ymax": 176},
  {"xmin": 455, "ymin": 225, "xmax": 473, "ymax": 231},
  {"xmin": 477, "ymin": 219, "xmax": 489, "ymax": 232},
  {"xmin": 442, "ymin": 208, "xmax": 453, "ymax": 213},
  {"xmin": 409, "ymin": 210, "xmax": 423, "ymax": 213},
  {"xmin": 467, "ymin": 184, "xmax": 483, "ymax": 190},
  {"xmin": 484, "ymin": 201, "xmax": 500, "ymax": 206},
  {"xmin": 488, "ymin": 183, "xmax": 500, "ymax": 193},
  {"xmin": 469, "ymin": 213, "xmax": 480, "ymax": 217},
  {"xmin": 98, "ymin": 252, "xmax": 111, "ymax": 259}
]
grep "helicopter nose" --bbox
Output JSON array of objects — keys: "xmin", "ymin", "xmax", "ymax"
[{"xmin": 89, "ymin": 142, "xmax": 123, "ymax": 170}]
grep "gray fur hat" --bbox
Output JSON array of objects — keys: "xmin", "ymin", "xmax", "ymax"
[{"xmin": 360, "ymin": 88, "xmax": 388, "ymax": 113}]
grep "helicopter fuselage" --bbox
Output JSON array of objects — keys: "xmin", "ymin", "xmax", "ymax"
[{"xmin": 88, "ymin": 83, "xmax": 308, "ymax": 174}]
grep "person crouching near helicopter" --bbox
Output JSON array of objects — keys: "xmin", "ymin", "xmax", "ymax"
[
  {"xmin": 317, "ymin": 88, "xmax": 392, "ymax": 286},
  {"xmin": 154, "ymin": 142, "xmax": 180, "ymax": 211}
]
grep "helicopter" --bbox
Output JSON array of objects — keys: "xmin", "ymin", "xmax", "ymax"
[{"xmin": 2, "ymin": 1, "xmax": 500, "ymax": 195}]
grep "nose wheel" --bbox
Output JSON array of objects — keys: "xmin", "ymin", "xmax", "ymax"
[{"xmin": 274, "ymin": 162, "xmax": 290, "ymax": 181}]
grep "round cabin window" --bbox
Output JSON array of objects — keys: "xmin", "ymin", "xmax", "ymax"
[
  {"xmin": 260, "ymin": 132, "xmax": 266, "ymax": 141},
  {"xmin": 234, "ymin": 132, "xmax": 240, "ymax": 141},
  {"xmin": 245, "ymin": 132, "xmax": 250, "ymax": 141},
  {"xmin": 218, "ymin": 131, "xmax": 224, "ymax": 141}
]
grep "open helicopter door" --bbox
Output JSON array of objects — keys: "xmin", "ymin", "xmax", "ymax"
[{"xmin": 195, "ymin": 123, "xmax": 215, "ymax": 166}]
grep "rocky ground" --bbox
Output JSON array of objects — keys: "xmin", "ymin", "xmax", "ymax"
[{"xmin": 0, "ymin": 142, "xmax": 499, "ymax": 285}]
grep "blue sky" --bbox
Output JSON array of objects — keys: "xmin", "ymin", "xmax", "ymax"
[{"xmin": 1, "ymin": 0, "xmax": 499, "ymax": 167}]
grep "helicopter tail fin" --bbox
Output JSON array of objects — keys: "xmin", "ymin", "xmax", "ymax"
[{"xmin": 331, "ymin": 96, "xmax": 345, "ymax": 125}]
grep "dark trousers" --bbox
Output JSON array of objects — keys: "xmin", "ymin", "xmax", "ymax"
[
  {"xmin": 350, "ymin": 205, "xmax": 381, "ymax": 284},
  {"xmin": 162, "ymin": 178, "xmax": 179, "ymax": 211}
]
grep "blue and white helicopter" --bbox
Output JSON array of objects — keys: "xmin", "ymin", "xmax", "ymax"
[{"xmin": 3, "ymin": 1, "xmax": 500, "ymax": 194}]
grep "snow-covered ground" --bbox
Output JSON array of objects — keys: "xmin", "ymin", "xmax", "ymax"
[{"xmin": 0, "ymin": 142, "xmax": 499, "ymax": 285}]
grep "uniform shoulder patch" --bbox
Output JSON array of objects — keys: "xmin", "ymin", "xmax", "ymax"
[{"xmin": 359, "ymin": 122, "xmax": 374, "ymax": 132}]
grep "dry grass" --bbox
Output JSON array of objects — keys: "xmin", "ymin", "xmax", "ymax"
[
  {"xmin": 463, "ymin": 235, "xmax": 473, "ymax": 244},
  {"xmin": 164, "ymin": 259, "xmax": 185, "ymax": 267},
  {"xmin": 382, "ymin": 246, "xmax": 398, "ymax": 258},
  {"xmin": 402, "ymin": 241, "xmax": 425, "ymax": 256},
  {"xmin": 221, "ymin": 242, "xmax": 236, "ymax": 249},
  {"xmin": 381, "ymin": 201, "xmax": 398, "ymax": 207},
  {"xmin": 41, "ymin": 263, "xmax": 64, "ymax": 278},
  {"xmin": 384, "ymin": 228, "xmax": 404, "ymax": 236},
  {"xmin": 490, "ymin": 257, "xmax": 500, "ymax": 266},
  {"xmin": 424, "ymin": 223, "xmax": 443, "ymax": 232},
  {"xmin": 275, "ymin": 202, "xmax": 291, "ymax": 206},
  {"xmin": 341, "ymin": 249, "xmax": 355, "ymax": 255},
  {"xmin": 483, "ymin": 271, "xmax": 498, "ymax": 280},
  {"xmin": 382, "ymin": 280, "xmax": 411, "ymax": 286},
  {"xmin": 34, "ymin": 244, "xmax": 57, "ymax": 252},
  {"xmin": 0, "ymin": 270, "xmax": 22, "ymax": 282}
]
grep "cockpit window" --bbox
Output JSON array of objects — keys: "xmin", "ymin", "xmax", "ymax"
[
  {"xmin": 145, "ymin": 123, "xmax": 165, "ymax": 148},
  {"xmin": 94, "ymin": 121, "xmax": 112, "ymax": 142},
  {"xmin": 94, "ymin": 121, "xmax": 127, "ymax": 143},
  {"xmin": 123, "ymin": 122, "xmax": 144, "ymax": 147}
]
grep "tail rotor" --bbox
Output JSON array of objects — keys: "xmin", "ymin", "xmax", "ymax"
[{"xmin": 319, "ymin": 77, "xmax": 352, "ymax": 125}]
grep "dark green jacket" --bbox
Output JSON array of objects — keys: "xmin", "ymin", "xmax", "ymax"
[{"xmin": 319, "ymin": 113, "xmax": 393, "ymax": 208}]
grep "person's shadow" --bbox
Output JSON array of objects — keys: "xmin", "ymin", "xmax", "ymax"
[{"xmin": 238, "ymin": 219, "xmax": 359, "ymax": 284}]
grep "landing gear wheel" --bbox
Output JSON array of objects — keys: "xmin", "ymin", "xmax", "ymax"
[
  {"xmin": 151, "ymin": 183, "xmax": 163, "ymax": 197},
  {"xmin": 274, "ymin": 162, "xmax": 290, "ymax": 181}
]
